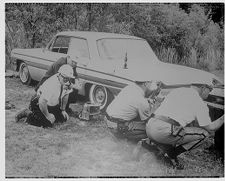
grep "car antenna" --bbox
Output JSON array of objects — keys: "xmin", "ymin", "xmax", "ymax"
[{"xmin": 123, "ymin": 52, "xmax": 128, "ymax": 69}]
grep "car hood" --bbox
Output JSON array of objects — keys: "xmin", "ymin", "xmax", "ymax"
[{"xmin": 121, "ymin": 61, "xmax": 222, "ymax": 86}]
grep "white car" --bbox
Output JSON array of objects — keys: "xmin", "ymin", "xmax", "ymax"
[{"xmin": 11, "ymin": 31, "xmax": 224, "ymax": 118}]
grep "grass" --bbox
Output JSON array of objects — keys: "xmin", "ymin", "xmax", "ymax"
[
  {"xmin": 155, "ymin": 46, "xmax": 224, "ymax": 72},
  {"xmin": 5, "ymin": 77, "xmax": 224, "ymax": 178}
]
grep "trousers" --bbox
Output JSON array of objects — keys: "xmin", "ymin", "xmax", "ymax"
[
  {"xmin": 146, "ymin": 117, "xmax": 209, "ymax": 151},
  {"xmin": 105, "ymin": 115, "xmax": 147, "ymax": 142},
  {"xmin": 26, "ymin": 95, "xmax": 66, "ymax": 128}
]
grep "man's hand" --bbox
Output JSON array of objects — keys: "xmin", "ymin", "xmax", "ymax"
[
  {"xmin": 72, "ymin": 79, "xmax": 82, "ymax": 90},
  {"xmin": 36, "ymin": 90, "xmax": 42, "ymax": 97},
  {"xmin": 62, "ymin": 110, "xmax": 69, "ymax": 121},
  {"xmin": 46, "ymin": 113, "xmax": 55, "ymax": 124}
]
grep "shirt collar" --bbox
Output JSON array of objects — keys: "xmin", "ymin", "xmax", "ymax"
[{"xmin": 56, "ymin": 73, "xmax": 62, "ymax": 86}]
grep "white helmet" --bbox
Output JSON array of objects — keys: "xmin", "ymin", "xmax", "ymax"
[{"xmin": 58, "ymin": 64, "xmax": 75, "ymax": 78}]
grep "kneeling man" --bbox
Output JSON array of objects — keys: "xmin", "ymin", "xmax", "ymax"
[
  {"xmin": 146, "ymin": 80, "xmax": 224, "ymax": 169},
  {"xmin": 16, "ymin": 64, "xmax": 75, "ymax": 128}
]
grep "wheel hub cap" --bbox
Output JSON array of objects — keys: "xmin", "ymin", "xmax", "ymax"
[{"xmin": 95, "ymin": 88, "xmax": 106, "ymax": 104}]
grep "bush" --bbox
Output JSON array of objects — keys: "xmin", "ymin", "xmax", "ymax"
[
  {"xmin": 137, "ymin": 4, "xmax": 224, "ymax": 71},
  {"xmin": 5, "ymin": 3, "xmax": 224, "ymax": 72}
]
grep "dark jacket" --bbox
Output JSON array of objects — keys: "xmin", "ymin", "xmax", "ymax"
[{"xmin": 35, "ymin": 57, "xmax": 78, "ymax": 91}]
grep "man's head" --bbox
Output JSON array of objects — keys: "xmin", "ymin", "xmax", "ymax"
[
  {"xmin": 58, "ymin": 64, "xmax": 75, "ymax": 87},
  {"xmin": 66, "ymin": 55, "xmax": 77, "ymax": 68},
  {"xmin": 131, "ymin": 71, "xmax": 162, "ymax": 98},
  {"xmin": 191, "ymin": 83, "xmax": 213, "ymax": 100},
  {"xmin": 136, "ymin": 80, "xmax": 162, "ymax": 98}
]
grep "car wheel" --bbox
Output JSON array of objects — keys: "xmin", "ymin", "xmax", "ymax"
[
  {"xmin": 89, "ymin": 84, "xmax": 114, "ymax": 112},
  {"xmin": 19, "ymin": 62, "xmax": 32, "ymax": 85}
]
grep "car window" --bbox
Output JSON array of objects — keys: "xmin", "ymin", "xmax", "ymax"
[
  {"xmin": 68, "ymin": 38, "xmax": 90, "ymax": 60},
  {"xmin": 97, "ymin": 39, "xmax": 126, "ymax": 60},
  {"xmin": 97, "ymin": 38, "xmax": 159, "ymax": 64},
  {"xmin": 50, "ymin": 36, "xmax": 70, "ymax": 54}
]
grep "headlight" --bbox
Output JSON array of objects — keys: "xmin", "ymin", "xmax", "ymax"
[{"xmin": 212, "ymin": 78, "xmax": 224, "ymax": 89}]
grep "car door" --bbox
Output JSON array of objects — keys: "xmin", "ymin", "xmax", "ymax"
[
  {"xmin": 94, "ymin": 38, "xmax": 131, "ymax": 85},
  {"xmin": 84, "ymin": 38, "xmax": 119, "ymax": 86},
  {"xmin": 66, "ymin": 37, "xmax": 91, "ymax": 94},
  {"xmin": 30, "ymin": 35, "xmax": 71, "ymax": 81},
  {"xmin": 67, "ymin": 37, "xmax": 90, "ymax": 78}
]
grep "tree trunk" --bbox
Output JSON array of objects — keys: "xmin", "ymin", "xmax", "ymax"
[
  {"xmin": 32, "ymin": 33, "xmax": 36, "ymax": 48},
  {"xmin": 98, "ymin": 4, "xmax": 109, "ymax": 31},
  {"xmin": 87, "ymin": 3, "xmax": 92, "ymax": 31},
  {"xmin": 73, "ymin": 4, "xmax": 78, "ymax": 29}
]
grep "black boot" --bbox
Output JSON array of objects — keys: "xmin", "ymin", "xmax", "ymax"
[
  {"xmin": 162, "ymin": 145, "xmax": 186, "ymax": 159},
  {"xmin": 156, "ymin": 144, "xmax": 185, "ymax": 170},
  {"xmin": 166, "ymin": 146, "xmax": 186, "ymax": 170},
  {"xmin": 174, "ymin": 145, "xmax": 187, "ymax": 156},
  {"xmin": 15, "ymin": 108, "xmax": 32, "ymax": 122}
]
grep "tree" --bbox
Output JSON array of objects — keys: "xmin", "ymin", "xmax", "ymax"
[{"xmin": 5, "ymin": 3, "xmax": 224, "ymax": 71}]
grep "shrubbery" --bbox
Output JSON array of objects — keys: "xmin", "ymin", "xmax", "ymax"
[{"xmin": 5, "ymin": 3, "xmax": 224, "ymax": 71}]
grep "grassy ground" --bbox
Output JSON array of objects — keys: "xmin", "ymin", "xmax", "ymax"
[{"xmin": 5, "ymin": 76, "xmax": 224, "ymax": 178}]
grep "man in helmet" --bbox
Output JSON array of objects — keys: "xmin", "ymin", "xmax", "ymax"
[
  {"xmin": 35, "ymin": 55, "xmax": 78, "ymax": 91},
  {"xmin": 15, "ymin": 55, "xmax": 79, "ymax": 122},
  {"xmin": 105, "ymin": 72, "xmax": 162, "ymax": 142},
  {"xmin": 145, "ymin": 81, "xmax": 224, "ymax": 169},
  {"xmin": 16, "ymin": 64, "xmax": 75, "ymax": 128},
  {"xmin": 34, "ymin": 55, "xmax": 79, "ymax": 112}
]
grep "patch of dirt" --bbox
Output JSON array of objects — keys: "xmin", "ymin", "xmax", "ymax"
[{"xmin": 5, "ymin": 77, "xmax": 224, "ymax": 178}]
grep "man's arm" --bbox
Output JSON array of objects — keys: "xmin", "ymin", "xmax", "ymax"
[
  {"xmin": 39, "ymin": 97, "xmax": 55, "ymax": 123},
  {"xmin": 202, "ymin": 115, "xmax": 224, "ymax": 132},
  {"xmin": 61, "ymin": 94, "xmax": 69, "ymax": 111},
  {"xmin": 138, "ymin": 100, "xmax": 152, "ymax": 122},
  {"xmin": 61, "ymin": 94, "xmax": 70, "ymax": 121},
  {"xmin": 39, "ymin": 97, "xmax": 50, "ymax": 117}
]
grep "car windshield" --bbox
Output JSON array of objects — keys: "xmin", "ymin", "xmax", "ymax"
[{"xmin": 97, "ymin": 38, "xmax": 159, "ymax": 64}]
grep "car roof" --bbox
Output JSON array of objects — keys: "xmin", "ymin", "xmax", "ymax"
[{"xmin": 57, "ymin": 31, "xmax": 143, "ymax": 40}]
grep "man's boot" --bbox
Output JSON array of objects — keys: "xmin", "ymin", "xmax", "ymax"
[
  {"xmin": 155, "ymin": 144, "xmax": 185, "ymax": 170},
  {"xmin": 15, "ymin": 108, "xmax": 32, "ymax": 122},
  {"xmin": 166, "ymin": 145, "xmax": 186, "ymax": 170}
]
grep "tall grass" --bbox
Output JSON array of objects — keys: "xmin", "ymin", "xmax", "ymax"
[
  {"xmin": 155, "ymin": 47, "xmax": 178, "ymax": 64},
  {"xmin": 5, "ymin": 21, "xmax": 30, "ymax": 70},
  {"xmin": 155, "ymin": 46, "xmax": 224, "ymax": 72}
]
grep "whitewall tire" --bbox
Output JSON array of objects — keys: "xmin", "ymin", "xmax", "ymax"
[
  {"xmin": 19, "ymin": 62, "xmax": 32, "ymax": 85},
  {"xmin": 89, "ymin": 84, "xmax": 114, "ymax": 112}
]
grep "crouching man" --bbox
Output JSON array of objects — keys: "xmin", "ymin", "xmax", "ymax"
[
  {"xmin": 146, "ymin": 80, "xmax": 224, "ymax": 169},
  {"xmin": 15, "ymin": 64, "xmax": 75, "ymax": 128},
  {"xmin": 34, "ymin": 55, "xmax": 79, "ymax": 112},
  {"xmin": 105, "ymin": 73, "xmax": 162, "ymax": 142}
]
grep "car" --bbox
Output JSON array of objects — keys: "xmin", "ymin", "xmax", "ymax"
[{"xmin": 11, "ymin": 31, "xmax": 224, "ymax": 117}]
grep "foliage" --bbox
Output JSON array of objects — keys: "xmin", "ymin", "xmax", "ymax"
[{"xmin": 5, "ymin": 3, "xmax": 224, "ymax": 71}]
